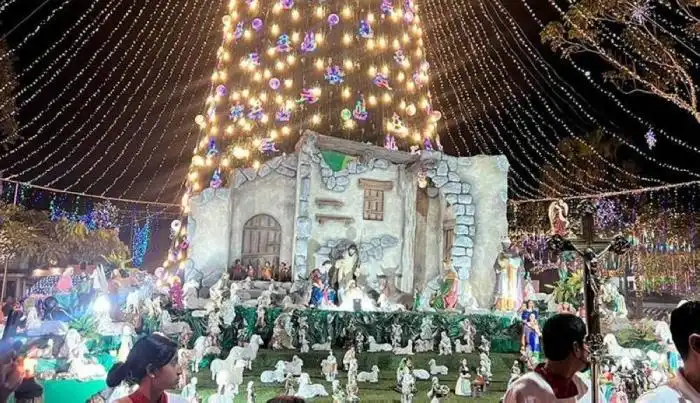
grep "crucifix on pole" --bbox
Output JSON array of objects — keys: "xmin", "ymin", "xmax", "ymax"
[{"xmin": 547, "ymin": 200, "xmax": 631, "ymax": 403}]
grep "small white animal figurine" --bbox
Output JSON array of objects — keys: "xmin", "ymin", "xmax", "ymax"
[
  {"xmin": 429, "ymin": 359, "xmax": 448, "ymax": 375},
  {"xmin": 454, "ymin": 339, "xmax": 471, "ymax": 354},
  {"xmin": 415, "ymin": 338, "xmax": 434, "ymax": 353},
  {"xmin": 284, "ymin": 355, "xmax": 304, "ymax": 376},
  {"xmin": 367, "ymin": 336, "xmax": 392, "ymax": 352},
  {"xmin": 394, "ymin": 339, "xmax": 414, "ymax": 355},
  {"xmin": 246, "ymin": 381, "xmax": 255, "ymax": 403},
  {"xmin": 180, "ymin": 377, "xmax": 198, "ymax": 402},
  {"xmin": 321, "ymin": 351, "xmax": 338, "ymax": 382},
  {"xmin": 312, "ymin": 338, "xmax": 332, "ymax": 351},
  {"xmin": 295, "ymin": 373, "xmax": 329, "ymax": 399},
  {"xmin": 357, "ymin": 365, "xmax": 380, "ymax": 383},
  {"xmin": 438, "ymin": 332, "xmax": 452, "ymax": 356},
  {"xmin": 413, "ymin": 366, "xmax": 431, "ymax": 381},
  {"xmin": 260, "ymin": 361, "xmax": 286, "ymax": 383},
  {"xmin": 221, "ymin": 334, "xmax": 264, "ymax": 370}
]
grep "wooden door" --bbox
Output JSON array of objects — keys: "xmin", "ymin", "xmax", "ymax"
[{"xmin": 241, "ymin": 214, "xmax": 282, "ymax": 269}]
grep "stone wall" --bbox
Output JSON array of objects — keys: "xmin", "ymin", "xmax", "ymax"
[
  {"xmin": 292, "ymin": 135, "xmax": 410, "ymax": 282},
  {"xmin": 228, "ymin": 154, "xmax": 298, "ymax": 267},
  {"xmin": 419, "ymin": 151, "xmax": 509, "ymax": 307},
  {"xmin": 186, "ymin": 188, "xmax": 232, "ymax": 287}
]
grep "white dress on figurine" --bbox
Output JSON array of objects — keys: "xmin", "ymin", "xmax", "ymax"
[{"xmin": 455, "ymin": 361, "xmax": 471, "ymax": 397}]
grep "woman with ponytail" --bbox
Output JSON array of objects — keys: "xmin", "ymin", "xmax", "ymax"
[{"xmin": 107, "ymin": 333, "xmax": 184, "ymax": 403}]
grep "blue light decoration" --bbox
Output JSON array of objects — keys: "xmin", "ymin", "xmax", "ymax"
[
  {"xmin": 132, "ymin": 217, "xmax": 152, "ymax": 268},
  {"xmin": 49, "ymin": 197, "xmax": 120, "ymax": 230}
]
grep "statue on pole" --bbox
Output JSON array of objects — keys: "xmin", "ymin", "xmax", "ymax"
[{"xmin": 547, "ymin": 200, "xmax": 631, "ymax": 403}]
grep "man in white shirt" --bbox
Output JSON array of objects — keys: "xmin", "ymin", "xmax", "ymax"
[
  {"xmin": 637, "ymin": 300, "xmax": 700, "ymax": 402},
  {"xmin": 503, "ymin": 314, "xmax": 598, "ymax": 402}
]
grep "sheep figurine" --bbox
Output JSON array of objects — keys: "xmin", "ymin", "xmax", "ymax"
[
  {"xmin": 429, "ymin": 359, "xmax": 448, "ymax": 375},
  {"xmin": 357, "ymin": 365, "xmax": 380, "ymax": 383}
]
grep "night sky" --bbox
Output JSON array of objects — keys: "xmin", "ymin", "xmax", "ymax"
[{"xmin": 0, "ymin": 0, "xmax": 697, "ymax": 267}]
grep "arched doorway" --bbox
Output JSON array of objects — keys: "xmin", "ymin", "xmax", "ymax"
[{"xmin": 241, "ymin": 214, "xmax": 282, "ymax": 269}]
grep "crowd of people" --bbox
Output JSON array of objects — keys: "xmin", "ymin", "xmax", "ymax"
[
  {"xmin": 227, "ymin": 260, "xmax": 292, "ymax": 282},
  {"xmin": 0, "ymin": 293, "xmax": 697, "ymax": 402},
  {"xmin": 503, "ymin": 301, "xmax": 700, "ymax": 402}
]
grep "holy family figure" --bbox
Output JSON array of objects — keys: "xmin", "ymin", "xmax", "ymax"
[{"xmin": 309, "ymin": 244, "xmax": 360, "ymax": 307}]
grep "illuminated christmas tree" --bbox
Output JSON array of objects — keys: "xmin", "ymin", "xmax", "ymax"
[{"xmin": 167, "ymin": 0, "xmax": 440, "ymax": 271}]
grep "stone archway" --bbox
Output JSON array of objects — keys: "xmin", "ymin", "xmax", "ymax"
[{"xmin": 241, "ymin": 214, "xmax": 282, "ymax": 269}]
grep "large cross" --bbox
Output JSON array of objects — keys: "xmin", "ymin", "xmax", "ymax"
[{"xmin": 548, "ymin": 200, "xmax": 631, "ymax": 403}]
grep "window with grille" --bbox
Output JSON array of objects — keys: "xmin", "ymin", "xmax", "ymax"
[
  {"xmin": 358, "ymin": 178, "xmax": 393, "ymax": 222},
  {"xmin": 363, "ymin": 188, "xmax": 384, "ymax": 221}
]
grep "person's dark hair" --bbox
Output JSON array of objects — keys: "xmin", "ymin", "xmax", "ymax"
[
  {"xmin": 109, "ymin": 333, "xmax": 177, "ymax": 385},
  {"xmin": 266, "ymin": 397, "xmax": 306, "ymax": 403},
  {"xmin": 541, "ymin": 314, "xmax": 586, "ymax": 361},
  {"xmin": 670, "ymin": 301, "xmax": 700, "ymax": 360},
  {"xmin": 322, "ymin": 260, "xmax": 331, "ymax": 266}
]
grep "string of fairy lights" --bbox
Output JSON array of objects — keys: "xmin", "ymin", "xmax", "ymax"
[
  {"xmin": 126, "ymin": 1, "xmax": 223, "ymax": 200},
  {"xmin": 424, "ymin": 0, "xmax": 542, "ymax": 199},
  {"xmin": 74, "ymin": 0, "xmax": 213, "ymax": 194},
  {"xmin": 0, "ymin": 0, "xmax": 696, "ymax": 215},
  {"xmin": 495, "ymin": 0, "xmax": 700, "ymax": 181},
  {"xmin": 0, "ymin": 0, "xmax": 111, "ymax": 96},
  {"xmin": 476, "ymin": 0, "xmax": 688, "ymax": 186},
  {"xmin": 0, "ymin": 1, "xmax": 146, "ymax": 158},
  {"xmin": 517, "ymin": 0, "xmax": 700, "ymax": 162},
  {"xmin": 0, "ymin": 0, "xmax": 72, "ymax": 59},
  {"xmin": 426, "ymin": 0, "xmax": 617, "ymax": 198},
  {"xmin": 5, "ymin": 0, "xmax": 184, "ymax": 179}
]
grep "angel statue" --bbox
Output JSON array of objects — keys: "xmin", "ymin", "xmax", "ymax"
[{"xmin": 548, "ymin": 199, "xmax": 570, "ymax": 236}]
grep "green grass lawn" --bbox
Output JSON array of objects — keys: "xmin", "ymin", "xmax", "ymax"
[{"xmin": 188, "ymin": 350, "xmax": 517, "ymax": 402}]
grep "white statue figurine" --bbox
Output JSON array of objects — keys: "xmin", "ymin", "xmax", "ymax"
[
  {"xmin": 284, "ymin": 373, "xmax": 297, "ymax": 396},
  {"xmin": 246, "ymin": 381, "xmax": 255, "ymax": 403},
  {"xmin": 25, "ymin": 307, "xmax": 42, "ymax": 331},
  {"xmin": 454, "ymin": 359, "xmax": 472, "ymax": 397},
  {"xmin": 427, "ymin": 377, "xmax": 449, "ymax": 403},
  {"xmin": 257, "ymin": 285, "xmax": 273, "ymax": 308},
  {"xmin": 343, "ymin": 346, "xmax": 356, "ymax": 371},
  {"xmin": 181, "ymin": 377, "xmax": 198, "ymax": 402},
  {"xmin": 346, "ymin": 376, "xmax": 360, "ymax": 402},
  {"xmin": 400, "ymin": 367, "xmax": 415, "ymax": 403},
  {"xmin": 117, "ymin": 325, "xmax": 134, "ymax": 363},
  {"xmin": 321, "ymin": 351, "xmax": 338, "ymax": 382},
  {"xmin": 228, "ymin": 282, "xmax": 241, "ymax": 305},
  {"xmin": 299, "ymin": 330, "xmax": 310, "ymax": 353},
  {"xmin": 508, "ymin": 360, "xmax": 521, "ymax": 387},
  {"xmin": 331, "ymin": 380, "xmax": 346, "ymax": 403},
  {"xmin": 479, "ymin": 352, "xmax": 492, "ymax": 380},
  {"xmin": 419, "ymin": 316, "xmax": 435, "ymax": 341},
  {"xmin": 479, "ymin": 336, "xmax": 491, "ymax": 355},
  {"xmin": 206, "ymin": 309, "xmax": 222, "ymax": 342},
  {"xmin": 209, "ymin": 273, "xmax": 230, "ymax": 307},
  {"xmin": 255, "ymin": 305, "xmax": 266, "ymax": 329},
  {"xmin": 271, "ymin": 313, "xmax": 295, "ymax": 350},
  {"xmin": 438, "ymin": 331, "xmax": 452, "ymax": 356},
  {"xmin": 391, "ymin": 322, "xmax": 403, "ymax": 348},
  {"xmin": 355, "ymin": 332, "xmax": 365, "ymax": 353}
]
